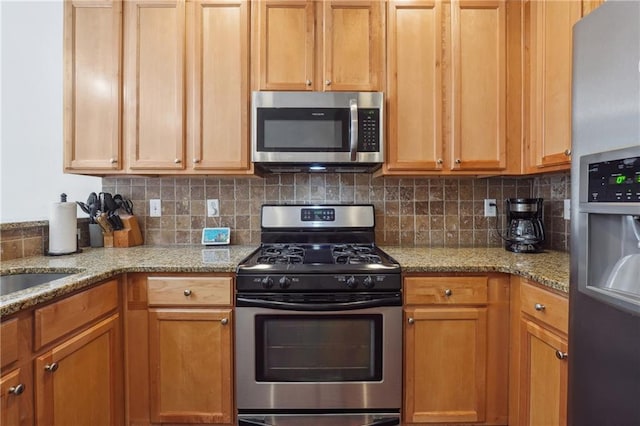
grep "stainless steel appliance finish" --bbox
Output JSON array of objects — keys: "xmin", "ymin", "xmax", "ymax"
[
  {"xmin": 235, "ymin": 205, "xmax": 401, "ymax": 426},
  {"xmin": 251, "ymin": 91, "xmax": 384, "ymax": 173},
  {"xmin": 504, "ymin": 198, "xmax": 545, "ymax": 253},
  {"xmin": 570, "ymin": 2, "xmax": 640, "ymax": 424}
]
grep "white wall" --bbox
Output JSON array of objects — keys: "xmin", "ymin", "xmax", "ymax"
[{"xmin": 0, "ymin": 0, "xmax": 100, "ymax": 223}]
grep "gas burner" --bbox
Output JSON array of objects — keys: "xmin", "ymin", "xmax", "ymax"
[
  {"xmin": 335, "ymin": 253, "xmax": 383, "ymax": 265},
  {"xmin": 258, "ymin": 244, "xmax": 305, "ymax": 264}
]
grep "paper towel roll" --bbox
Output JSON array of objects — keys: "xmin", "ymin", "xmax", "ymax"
[{"xmin": 49, "ymin": 202, "xmax": 77, "ymax": 255}]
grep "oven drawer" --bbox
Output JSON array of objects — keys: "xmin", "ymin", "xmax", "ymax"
[
  {"xmin": 147, "ymin": 276, "xmax": 232, "ymax": 306},
  {"xmin": 404, "ymin": 276, "xmax": 488, "ymax": 305},
  {"xmin": 520, "ymin": 280, "xmax": 568, "ymax": 334}
]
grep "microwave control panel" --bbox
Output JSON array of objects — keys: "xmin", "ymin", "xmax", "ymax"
[
  {"xmin": 358, "ymin": 109, "xmax": 380, "ymax": 152},
  {"xmin": 588, "ymin": 155, "xmax": 640, "ymax": 202}
]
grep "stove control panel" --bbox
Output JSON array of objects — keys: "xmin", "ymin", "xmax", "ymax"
[{"xmin": 237, "ymin": 274, "xmax": 401, "ymax": 292}]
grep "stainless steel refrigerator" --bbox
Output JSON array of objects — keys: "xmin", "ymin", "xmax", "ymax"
[{"xmin": 570, "ymin": 1, "xmax": 640, "ymax": 425}]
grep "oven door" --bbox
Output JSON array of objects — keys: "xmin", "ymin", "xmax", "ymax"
[{"xmin": 235, "ymin": 295, "xmax": 402, "ymax": 414}]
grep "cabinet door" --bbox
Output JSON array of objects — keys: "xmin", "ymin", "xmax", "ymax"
[
  {"xmin": 322, "ymin": 0, "xmax": 384, "ymax": 91},
  {"xmin": 34, "ymin": 314, "xmax": 122, "ymax": 426},
  {"xmin": 451, "ymin": 0, "xmax": 506, "ymax": 171},
  {"xmin": 124, "ymin": 0, "xmax": 186, "ymax": 170},
  {"xmin": 63, "ymin": 0, "xmax": 122, "ymax": 172},
  {"xmin": 385, "ymin": 0, "xmax": 443, "ymax": 172},
  {"xmin": 404, "ymin": 307, "xmax": 487, "ymax": 423},
  {"xmin": 519, "ymin": 319, "xmax": 568, "ymax": 426},
  {"xmin": 253, "ymin": 0, "xmax": 315, "ymax": 90},
  {"xmin": 527, "ymin": 0, "xmax": 581, "ymax": 171},
  {"xmin": 148, "ymin": 308, "xmax": 232, "ymax": 424},
  {"xmin": 1, "ymin": 368, "xmax": 30, "ymax": 426},
  {"xmin": 187, "ymin": 0, "xmax": 251, "ymax": 172}
]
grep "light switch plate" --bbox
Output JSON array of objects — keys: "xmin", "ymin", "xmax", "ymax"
[
  {"xmin": 150, "ymin": 199, "xmax": 161, "ymax": 217},
  {"xmin": 207, "ymin": 199, "xmax": 220, "ymax": 217}
]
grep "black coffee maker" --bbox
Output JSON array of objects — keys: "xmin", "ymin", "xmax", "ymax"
[{"xmin": 504, "ymin": 198, "xmax": 545, "ymax": 253}]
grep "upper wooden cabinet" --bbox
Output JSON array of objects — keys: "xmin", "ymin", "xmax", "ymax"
[
  {"xmin": 64, "ymin": 0, "xmax": 252, "ymax": 175},
  {"xmin": 63, "ymin": 0, "xmax": 122, "ymax": 172},
  {"xmin": 252, "ymin": 0, "xmax": 384, "ymax": 91},
  {"xmin": 384, "ymin": 0, "xmax": 511, "ymax": 175},
  {"xmin": 524, "ymin": 0, "xmax": 603, "ymax": 173}
]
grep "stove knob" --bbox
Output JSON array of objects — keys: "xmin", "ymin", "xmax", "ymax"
[
  {"xmin": 363, "ymin": 276, "xmax": 374, "ymax": 289},
  {"xmin": 346, "ymin": 276, "xmax": 358, "ymax": 289},
  {"xmin": 279, "ymin": 276, "xmax": 291, "ymax": 289},
  {"xmin": 261, "ymin": 277, "xmax": 274, "ymax": 289}
]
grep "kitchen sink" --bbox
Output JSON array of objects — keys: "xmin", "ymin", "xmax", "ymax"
[{"xmin": 0, "ymin": 273, "xmax": 74, "ymax": 296}]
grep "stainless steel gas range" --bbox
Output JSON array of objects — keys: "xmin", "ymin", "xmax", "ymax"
[{"xmin": 235, "ymin": 204, "xmax": 402, "ymax": 426}]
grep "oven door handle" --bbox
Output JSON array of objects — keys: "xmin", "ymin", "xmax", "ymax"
[{"xmin": 236, "ymin": 296, "xmax": 400, "ymax": 311}]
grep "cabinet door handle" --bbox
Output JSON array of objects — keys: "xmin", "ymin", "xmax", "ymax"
[
  {"xmin": 44, "ymin": 363, "xmax": 59, "ymax": 372},
  {"xmin": 564, "ymin": 149, "xmax": 572, "ymax": 156},
  {"xmin": 444, "ymin": 289, "xmax": 452, "ymax": 297},
  {"xmin": 221, "ymin": 318, "xmax": 229, "ymax": 325},
  {"xmin": 407, "ymin": 317, "xmax": 415, "ymax": 325},
  {"xmin": 174, "ymin": 158, "xmax": 181, "ymax": 164},
  {"xmin": 455, "ymin": 158, "xmax": 462, "ymax": 164},
  {"xmin": 306, "ymin": 79, "xmax": 312, "ymax": 87},
  {"xmin": 109, "ymin": 158, "xmax": 118, "ymax": 164},
  {"xmin": 325, "ymin": 79, "xmax": 332, "ymax": 86},
  {"xmin": 555, "ymin": 350, "xmax": 568, "ymax": 360},
  {"xmin": 8, "ymin": 383, "xmax": 25, "ymax": 395},
  {"xmin": 184, "ymin": 289, "xmax": 192, "ymax": 296},
  {"xmin": 534, "ymin": 303, "xmax": 546, "ymax": 311},
  {"xmin": 437, "ymin": 158, "xmax": 443, "ymax": 165},
  {"xmin": 193, "ymin": 158, "xmax": 200, "ymax": 164}
]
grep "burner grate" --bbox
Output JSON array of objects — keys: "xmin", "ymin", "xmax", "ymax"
[{"xmin": 258, "ymin": 244, "xmax": 305, "ymax": 265}]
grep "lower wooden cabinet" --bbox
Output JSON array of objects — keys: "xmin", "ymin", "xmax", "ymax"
[
  {"xmin": 34, "ymin": 314, "xmax": 122, "ymax": 426},
  {"xmin": 1, "ymin": 367, "xmax": 29, "ymax": 426},
  {"xmin": 510, "ymin": 277, "xmax": 569, "ymax": 426},
  {"xmin": 126, "ymin": 274, "xmax": 234, "ymax": 425},
  {"xmin": 403, "ymin": 274, "xmax": 510, "ymax": 425}
]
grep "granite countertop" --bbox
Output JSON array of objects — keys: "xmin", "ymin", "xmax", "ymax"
[{"xmin": 1, "ymin": 245, "xmax": 569, "ymax": 318}]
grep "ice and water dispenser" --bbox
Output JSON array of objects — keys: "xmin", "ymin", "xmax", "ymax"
[{"xmin": 576, "ymin": 146, "xmax": 640, "ymax": 314}]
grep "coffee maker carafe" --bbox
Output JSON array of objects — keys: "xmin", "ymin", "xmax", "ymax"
[{"xmin": 504, "ymin": 198, "xmax": 545, "ymax": 253}]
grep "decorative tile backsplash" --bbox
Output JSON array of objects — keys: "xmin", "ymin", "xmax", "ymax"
[{"xmin": 0, "ymin": 173, "xmax": 572, "ymax": 262}]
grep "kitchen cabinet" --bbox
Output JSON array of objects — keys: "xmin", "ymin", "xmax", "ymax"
[
  {"xmin": 524, "ymin": 0, "xmax": 603, "ymax": 173},
  {"xmin": 63, "ymin": 0, "xmax": 122, "ymax": 172},
  {"xmin": 252, "ymin": 0, "xmax": 384, "ymax": 91},
  {"xmin": 126, "ymin": 274, "xmax": 234, "ymax": 425},
  {"xmin": 32, "ymin": 279, "xmax": 123, "ymax": 426},
  {"xmin": 403, "ymin": 274, "xmax": 509, "ymax": 424},
  {"xmin": 64, "ymin": 0, "xmax": 251, "ymax": 175},
  {"xmin": 1, "ymin": 368, "xmax": 28, "ymax": 426},
  {"xmin": 509, "ymin": 277, "xmax": 569, "ymax": 426},
  {"xmin": 384, "ymin": 0, "xmax": 513, "ymax": 175}
]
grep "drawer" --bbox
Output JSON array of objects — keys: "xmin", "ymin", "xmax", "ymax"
[
  {"xmin": 0, "ymin": 319, "xmax": 19, "ymax": 368},
  {"xmin": 404, "ymin": 276, "xmax": 488, "ymax": 305},
  {"xmin": 520, "ymin": 281, "xmax": 568, "ymax": 334},
  {"xmin": 34, "ymin": 279, "xmax": 119, "ymax": 350},
  {"xmin": 147, "ymin": 276, "xmax": 232, "ymax": 306}
]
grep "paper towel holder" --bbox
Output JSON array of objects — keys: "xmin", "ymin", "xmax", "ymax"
[{"xmin": 46, "ymin": 193, "xmax": 82, "ymax": 256}]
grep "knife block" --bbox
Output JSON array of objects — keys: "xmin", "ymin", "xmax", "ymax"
[{"xmin": 114, "ymin": 215, "xmax": 143, "ymax": 247}]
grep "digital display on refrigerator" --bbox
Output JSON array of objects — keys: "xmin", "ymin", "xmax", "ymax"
[{"xmin": 588, "ymin": 156, "xmax": 640, "ymax": 202}]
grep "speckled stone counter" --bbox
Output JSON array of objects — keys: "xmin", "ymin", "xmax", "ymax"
[
  {"xmin": 0, "ymin": 245, "xmax": 257, "ymax": 317},
  {"xmin": 1, "ymin": 245, "xmax": 569, "ymax": 318},
  {"xmin": 382, "ymin": 247, "xmax": 569, "ymax": 294}
]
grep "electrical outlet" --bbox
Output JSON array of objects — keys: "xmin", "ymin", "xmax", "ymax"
[
  {"xmin": 564, "ymin": 199, "xmax": 571, "ymax": 220},
  {"xmin": 150, "ymin": 199, "xmax": 161, "ymax": 217},
  {"xmin": 484, "ymin": 199, "xmax": 497, "ymax": 217},
  {"xmin": 207, "ymin": 199, "xmax": 220, "ymax": 217}
]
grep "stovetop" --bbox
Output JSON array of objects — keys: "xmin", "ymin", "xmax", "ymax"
[{"xmin": 236, "ymin": 204, "xmax": 401, "ymax": 292}]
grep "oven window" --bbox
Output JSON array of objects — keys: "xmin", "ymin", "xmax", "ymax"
[
  {"xmin": 255, "ymin": 314, "xmax": 383, "ymax": 382},
  {"xmin": 257, "ymin": 108, "xmax": 349, "ymax": 152}
]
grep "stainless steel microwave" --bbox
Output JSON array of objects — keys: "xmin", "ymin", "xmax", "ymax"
[{"xmin": 251, "ymin": 91, "xmax": 384, "ymax": 173}]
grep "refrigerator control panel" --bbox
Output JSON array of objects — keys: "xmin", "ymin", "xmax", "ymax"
[{"xmin": 588, "ymin": 155, "xmax": 640, "ymax": 202}]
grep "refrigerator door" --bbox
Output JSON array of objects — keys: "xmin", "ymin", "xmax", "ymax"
[{"xmin": 570, "ymin": 1, "xmax": 640, "ymax": 425}]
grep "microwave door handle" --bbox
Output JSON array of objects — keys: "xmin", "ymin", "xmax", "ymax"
[{"xmin": 349, "ymin": 99, "xmax": 358, "ymax": 161}]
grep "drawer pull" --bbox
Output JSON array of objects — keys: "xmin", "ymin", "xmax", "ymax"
[
  {"xmin": 444, "ymin": 289, "xmax": 452, "ymax": 297},
  {"xmin": 534, "ymin": 303, "xmax": 546, "ymax": 311},
  {"xmin": 44, "ymin": 363, "xmax": 59, "ymax": 373},
  {"xmin": 184, "ymin": 289, "xmax": 192, "ymax": 297},
  {"xmin": 8, "ymin": 383, "xmax": 25, "ymax": 395},
  {"xmin": 221, "ymin": 318, "xmax": 229, "ymax": 325},
  {"xmin": 407, "ymin": 317, "xmax": 415, "ymax": 325},
  {"xmin": 555, "ymin": 350, "xmax": 568, "ymax": 360}
]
